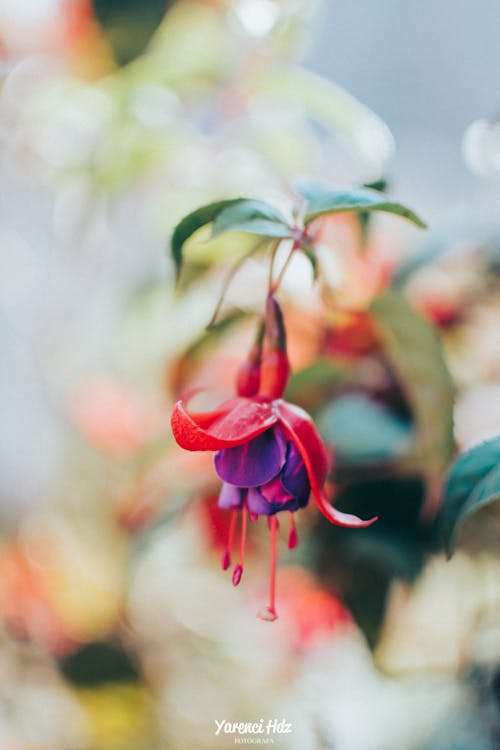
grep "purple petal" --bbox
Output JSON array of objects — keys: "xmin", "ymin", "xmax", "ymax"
[
  {"xmin": 281, "ymin": 441, "xmax": 310, "ymax": 501},
  {"xmin": 218, "ymin": 483, "xmax": 244, "ymax": 510},
  {"xmin": 247, "ymin": 487, "xmax": 274, "ymax": 516},
  {"xmin": 248, "ymin": 477, "xmax": 305, "ymax": 517},
  {"xmin": 214, "ymin": 427, "xmax": 286, "ymax": 488}
]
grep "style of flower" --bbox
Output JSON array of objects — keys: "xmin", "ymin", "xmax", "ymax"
[{"xmin": 171, "ymin": 296, "xmax": 376, "ymax": 620}]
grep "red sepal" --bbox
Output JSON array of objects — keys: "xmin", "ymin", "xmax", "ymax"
[
  {"xmin": 276, "ymin": 401, "xmax": 377, "ymax": 528},
  {"xmin": 171, "ymin": 395, "xmax": 277, "ymax": 451}
]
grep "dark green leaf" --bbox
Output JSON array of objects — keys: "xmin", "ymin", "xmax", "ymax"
[
  {"xmin": 358, "ymin": 179, "xmax": 389, "ymax": 245},
  {"xmin": 59, "ymin": 641, "xmax": 139, "ymax": 686},
  {"xmin": 92, "ymin": 0, "xmax": 171, "ymax": 66},
  {"xmin": 302, "ymin": 185, "xmax": 426, "ymax": 229},
  {"xmin": 171, "ymin": 199, "xmax": 293, "ymax": 281},
  {"xmin": 370, "ymin": 291, "xmax": 454, "ymax": 474},
  {"xmin": 317, "ymin": 394, "xmax": 414, "ymax": 466},
  {"xmin": 364, "ymin": 179, "xmax": 388, "ymax": 193},
  {"xmin": 211, "ymin": 200, "xmax": 292, "ymax": 239},
  {"xmin": 440, "ymin": 437, "xmax": 500, "ymax": 556},
  {"xmin": 170, "ymin": 199, "xmax": 246, "ymax": 280},
  {"xmin": 310, "ymin": 477, "xmax": 437, "ymax": 648}
]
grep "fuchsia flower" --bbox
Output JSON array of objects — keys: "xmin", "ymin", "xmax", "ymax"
[{"xmin": 171, "ymin": 297, "xmax": 376, "ymax": 620}]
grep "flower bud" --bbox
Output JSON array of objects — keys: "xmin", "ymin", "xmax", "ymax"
[
  {"xmin": 236, "ymin": 323, "xmax": 264, "ymax": 397},
  {"xmin": 264, "ymin": 295, "xmax": 287, "ymax": 350},
  {"xmin": 236, "ymin": 358, "xmax": 261, "ymax": 397},
  {"xmin": 259, "ymin": 349, "xmax": 290, "ymax": 399},
  {"xmin": 259, "ymin": 295, "xmax": 290, "ymax": 399}
]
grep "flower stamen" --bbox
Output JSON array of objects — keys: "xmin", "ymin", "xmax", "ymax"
[
  {"xmin": 232, "ymin": 499, "xmax": 248, "ymax": 586},
  {"xmin": 221, "ymin": 509, "xmax": 238, "ymax": 571},
  {"xmin": 257, "ymin": 515, "xmax": 279, "ymax": 621}
]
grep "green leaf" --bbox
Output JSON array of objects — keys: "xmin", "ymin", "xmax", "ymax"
[
  {"xmin": 358, "ymin": 179, "xmax": 389, "ymax": 246},
  {"xmin": 302, "ymin": 185, "xmax": 426, "ymax": 229},
  {"xmin": 317, "ymin": 394, "xmax": 414, "ymax": 466},
  {"xmin": 310, "ymin": 477, "xmax": 437, "ymax": 648},
  {"xmin": 171, "ymin": 199, "xmax": 292, "ymax": 281},
  {"xmin": 211, "ymin": 200, "xmax": 293, "ymax": 239},
  {"xmin": 440, "ymin": 437, "xmax": 500, "ymax": 556},
  {"xmin": 170, "ymin": 199, "xmax": 246, "ymax": 280},
  {"xmin": 59, "ymin": 641, "xmax": 139, "ymax": 686},
  {"xmin": 364, "ymin": 179, "xmax": 389, "ymax": 193},
  {"xmin": 92, "ymin": 0, "xmax": 171, "ymax": 66},
  {"xmin": 370, "ymin": 291, "xmax": 454, "ymax": 474}
]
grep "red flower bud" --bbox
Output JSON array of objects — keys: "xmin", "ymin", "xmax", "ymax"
[
  {"xmin": 236, "ymin": 359, "xmax": 261, "ymax": 397},
  {"xmin": 258, "ymin": 295, "xmax": 290, "ymax": 399},
  {"xmin": 236, "ymin": 323, "xmax": 264, "ymax": 397},
  {"xmin": 259, "ymin": 349, "xmax": 290, "ymax": 399},
  {"xmin": 264, "ymin": 295, "xmax": 287, "ymax": 350}
]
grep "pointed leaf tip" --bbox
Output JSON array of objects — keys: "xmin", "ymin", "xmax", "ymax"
[
  {"xmin": 302, "ymin": 185, "xmax": 426, "ymax": 229},
  {"xmin": 211, "ymin": 199, "xmax": 293, "ymax": 240},
  {"xmin": 439, "ymin": 437, "xmax": 500, "ymax": 556},
  {"xmin": 170, "ymin": 198, "xmax": 249, "ymax": 281}
]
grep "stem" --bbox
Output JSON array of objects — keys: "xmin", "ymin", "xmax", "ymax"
[
  {"xmin": 240, "ymin": 502, "xmax": 248, "ymax": 568},
  {"xmin": 207, "ymin": 238, "xmax": 268, "ymax": 329},
  {"xmin": 257, "ymin": 516, "xmax": 279, "ymax": 621},
  {"xmin": 267, "ymin": 239, "xmax": 282, "ymax": 294},
  {"xmin": 270, "ymin": 241, "xmax": 298, "ymax": 295},
  {"xmin": 221, "ymin": 509, "xmax": 238, "ymax": 570},
  {"xmin": 232, "ymin": 497, "xmax": 248, "ymax": 586}
]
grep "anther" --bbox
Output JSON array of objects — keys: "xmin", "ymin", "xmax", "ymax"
[
  {"xmin": 232, "ymin": 563, "xmax": 243, "ymax": 586},
  {"xmin": 287, "ymin": 513, "xmax": 298, "ymax": 549}
]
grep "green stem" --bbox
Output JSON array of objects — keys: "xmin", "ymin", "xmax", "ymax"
[
  {"xmin": 270, "ymin": 241, "xmax": 299, "ymax": 294},
  {"xmin": 207, "ymin": 238, "xmax": 268, "ymax": 329},
  {"xmin": 267, "ymin": 239, "xmax": 282, "ymax": 294}
]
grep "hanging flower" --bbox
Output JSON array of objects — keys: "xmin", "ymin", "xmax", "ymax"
[{"xmin": 171, "ymin": 296, "xmax": 376, "ymax": 620}]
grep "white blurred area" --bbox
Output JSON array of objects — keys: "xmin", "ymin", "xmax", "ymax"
[
  {"xmin": 308, "ymin": 0, "xmax": 500, "ymax": 219},
  {"xmin": 0, "ymin": 0, "xmax": 61, "ymax": 61}
]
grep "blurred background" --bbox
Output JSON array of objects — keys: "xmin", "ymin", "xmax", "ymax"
[{"xmin": 0, "ymin": 1, "xmax": 500, "ymax": 749}]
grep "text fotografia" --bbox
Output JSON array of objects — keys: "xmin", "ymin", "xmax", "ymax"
[{"xmin": 215, "ymin": 719, "xmax": 292, "ymax": 742}]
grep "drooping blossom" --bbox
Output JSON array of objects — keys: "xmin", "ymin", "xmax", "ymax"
[{"xmin": 171, "ymin": 296, "xmax": 376, "ymax": 620}]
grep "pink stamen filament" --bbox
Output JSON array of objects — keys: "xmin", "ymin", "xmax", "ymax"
[
  {"xmin": 232, "ymin": 500, "xmax": 248, "ymax": 586},
  {"xmin": 269, "ymin": 515, "xmax": 278, "ymax": 615},
  {"xmin": 221, "ymin": 509, "xmax": 237, "ymax": 571},
  {"xmin": 257, "ymin": 515, "xmax": 279, "ymax": 621}
]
